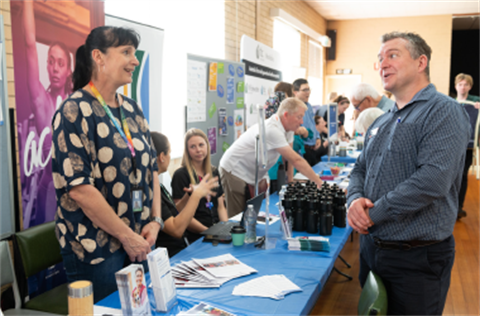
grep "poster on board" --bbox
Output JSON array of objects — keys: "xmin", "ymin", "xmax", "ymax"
[
  {"xmin": 240, "ymin": 35, "xmax": 282, "ymax": 128},
  {"xmin": 207, "ymin": 126, "xmax": 217, "ymax": 155},
  {"xmin": 187, "ymin": 59, "xmax": 207, "ymax": 122},
  {"xmin": 234, "ymin": 109, "xmax": 244, "ymax": 140},
  {"xmin": 106, "ymin": 14, "xmax": 164, "ymax": 133},
  {"xmin": 218, "ymin": 108, "xmax": 227, "ymax": 136},
  {"xmin": 11, "ymin": 0, "xmax": 104, "ymax": 229}
]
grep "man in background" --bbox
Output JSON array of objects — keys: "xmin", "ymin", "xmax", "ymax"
[
  {"xmin": 454, "ymin": 73, "xmax": 480, "ymax": 219},
  {"xmin": 292, "ymin": 78, "xmax": 321, "ymax": 166},
  {"xmin": 350, "ymin": 82, "xmax": 395, "ymax": 113},
  {"xmin": 347, "ymin": 32, "xmax": 469, "ymax": 315}
]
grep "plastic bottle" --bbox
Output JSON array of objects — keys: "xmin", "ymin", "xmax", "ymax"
[{"xmin": 244, "ymin": 204, "xmax": 257, "ymax": 244}]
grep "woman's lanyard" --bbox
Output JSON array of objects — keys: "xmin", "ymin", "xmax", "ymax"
[
  {"xmin": 89, "ymin": 82, "xmax": 138, "ymax": 178},
  {"xmin": 161, "ymin": 184, "xmax": 178, "ymax": 215}
]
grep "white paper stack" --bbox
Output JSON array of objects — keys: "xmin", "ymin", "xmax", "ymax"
[
  {"xmin": 232, "ymin": 275, "xmax": 302, "ymax": 300},
  {"xmin": 172, "ymin": 254, "xmax": 257, "ymax": 288},
  {"xmin": 177, "ymin": 302, "xmax": 237, "ymax": 316}
]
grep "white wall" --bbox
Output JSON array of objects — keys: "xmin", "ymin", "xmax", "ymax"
[{"xmin": 105, "ymin": 0, "xmax": 225, "ymax": 158}]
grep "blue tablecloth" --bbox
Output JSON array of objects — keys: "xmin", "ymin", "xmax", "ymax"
[
  {"xmin": 96, "ymin": 162, "xmax": 353, "ymax": 315},
  {"xmin": 321, "ymin": 153, "xmax": 359, "ymax": 164}
]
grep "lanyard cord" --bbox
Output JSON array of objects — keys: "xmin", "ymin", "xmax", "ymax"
[
  {"xmin": 89, "ymin": 82, "xmax": 136, "ymax": 158},
  {"xmin": 89, "ymin": 82, "xmax": 138, "ymax": 181}
]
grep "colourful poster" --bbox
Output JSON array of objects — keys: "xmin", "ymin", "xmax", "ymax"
[
  {"xmin": 208, "ymin": 62, "xmax": 217, "ymax": 91},
  {"xmin": 218, "ymin": 108, "xmax": 227, "ymax": 136},
  {"xmin": 208, "ymin": 102, "xmax": 217, "ymax": 118},
  {"xmin": 11, "ymin": 0, "xmax": 104, "ymax": 229},
  {"xmin": 237, "ymin": 81, "xmax": 244, "ymax": 93},
  {"xmin": 218, "ymin": 62, "xmax": 224, "ymax": 74},
  {"xmin": 226, "ymin": 77, "xmax": 235, "ymax": 104},
  {"xmin": 207, "ymin": 127, "xmax": 217, "ymax": 155},
  {"xmin": 234, "ymin": 109, "xmax": 244, "ymax": 141},
  {"xmin": 236, "ymin": 97, "xmax": 244, "ymax": 109}
]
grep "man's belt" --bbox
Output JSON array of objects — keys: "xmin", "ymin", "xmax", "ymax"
[
  {"xmin": 304, "ymin": 145, "xmax": 315, "ymax": 150},
  {"xmin": 373, "ymin": 237, "xmax": 441, "ymax": 250}
]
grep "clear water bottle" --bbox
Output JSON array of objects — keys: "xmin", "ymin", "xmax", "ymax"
[{"xmin": 244, "ymin": 204, "xmax": 257, "ymax": 244}]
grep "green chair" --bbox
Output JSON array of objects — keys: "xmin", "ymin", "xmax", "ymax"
[
  {"xmin": 13, "ymin": 221, "xmax": 68, "ymax": 315},
  {"xmin": 358, "ymin": 271, "xmax": 388, "ymax": 316},
  {"xmin": 1, "ymin": 240, "xmax": 59, "ymax": 315}
]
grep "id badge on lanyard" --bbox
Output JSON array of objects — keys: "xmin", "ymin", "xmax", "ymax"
[{"xmin": 89, "ymin": 81, "xmax": 143, "ymax": 213}]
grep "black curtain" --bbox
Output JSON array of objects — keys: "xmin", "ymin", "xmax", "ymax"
[{"xmin": 450, "ymin": 29, "xmax": 480, "ymax": 98}]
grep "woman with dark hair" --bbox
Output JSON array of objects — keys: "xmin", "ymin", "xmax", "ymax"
[
  {"xmin": 52, "ymin": 26, "xmax": 162, "ymax": 302},
  {"xmin": 152, "ymin": 132, "xmax": 218, "ymax": 257},
  {"xmin": 171, "ymin": 128, "xmax": 227, "ymax": 243},
  {"xmin": 22, "ymin": 1, "xmax": 73, "ymax": 223}
]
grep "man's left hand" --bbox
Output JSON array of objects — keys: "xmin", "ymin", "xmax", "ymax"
[
  {"xmin": 314, "ymin": 138, "xmax": 321, "ymax": 150},
  {"xmin": 475, "ymin": 102, "xmax": 480, "ymax": 109},
  {"xmin": 140, "ymin": 222, "xmax": 161, "ymax": 247}
]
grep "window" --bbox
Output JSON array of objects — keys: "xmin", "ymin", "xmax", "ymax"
[
  {"xmin": 273, "ymin": 19, "xmax": 301, "ymax": 84},
  {"xmin": 307, "ymin": 40, "xmax": 324, "ymax": 105}
]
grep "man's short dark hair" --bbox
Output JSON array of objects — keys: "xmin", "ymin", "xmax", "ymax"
[
  {"xmin": 380, "ymin": 32, "xmax": 432, "ymax": 79},
  {"xmin": 293, "ymin": 78, "xmax": 308, "ymax": 91}
]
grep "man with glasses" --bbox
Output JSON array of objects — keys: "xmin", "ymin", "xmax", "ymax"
[
  {"xmin": 347, "ymin": 32, "xmax": 470, "ymax": 315},
  {"xmin": 350, "ymin": 82, "xmax": 394, "ymax": 113},
  {"xmin": 292, "ymin": 78, "xmax": 320, "ymax": 166}
]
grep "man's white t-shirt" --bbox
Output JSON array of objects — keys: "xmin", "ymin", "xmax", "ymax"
[{"xmin": 220, "ymin": 114, "xmax": 294, "ymax": 185}]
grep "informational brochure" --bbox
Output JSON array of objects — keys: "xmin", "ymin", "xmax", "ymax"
[
  {"xmin": 232, "ymin": 275, "xmax": 302, "ymax": 300},
  {"xmin": 233, "ymin": 109, "xmax": 244, "ymax": 140},
  {"xmin": 218, "ymin": 108, "xmax": 227, "ymax": 136},
  {"xmin": 115, "ymin": 264, "xmax": 150, "ymax": 316},
  {"xmin": 226, "ymin": 77, "xmax": 235, "ymax": 104},
  {"xmin": 287, "ymin": 236, "xmax": 330, "ymax": 252},
  {"xmin": 171, "ymin": 254, "xmax": 257, "ymax": 288},
  {"xmin": 147, "ymin": 247, "xmax": 177, "ymax": 312},
  {"xmin": 208, "ymin": 62, "xmax": 217, "ymax": 91},
  {"xmin": 178, "ymin": 302, "xmax": 237, "ymax": 316}
]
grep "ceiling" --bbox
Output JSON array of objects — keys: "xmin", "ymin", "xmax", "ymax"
[{"xmin": 307, "ymin": 0, "xmax": 480, "ymax": 29}]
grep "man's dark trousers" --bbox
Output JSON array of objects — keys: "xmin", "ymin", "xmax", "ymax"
[{"xmin": 359, "ymin": 234, "xmax": 455, "ymax": 315}]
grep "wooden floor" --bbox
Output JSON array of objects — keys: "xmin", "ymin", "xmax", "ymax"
[{"xmin": 310, "ymin": 173, "xmax": 480, "ymax": 316}]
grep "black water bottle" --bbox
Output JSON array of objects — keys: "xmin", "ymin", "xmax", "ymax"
[
  {"xmin": 334, "ymin": 191, "xmax": 347, "ymax": 228},
  {"xmin": 293, "ymin": 195, "xmax": 305, "ymax": 231},
  {"xmin": 319, "ymin": 196, "xmax": 333, "ymax": 236},
  {"xmin": 306, "ymin": 198, "xmax": 319, "ymax": 234},
  {"xmin": 284, "ymin": 197, "xmax": 294, "ymax": 228}
]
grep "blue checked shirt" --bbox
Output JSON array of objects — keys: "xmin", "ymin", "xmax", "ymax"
[
  {"xmin": 301, "ymin": 101, "xmax": 320, "ymax": 146},
  {"xmin": 347, "ymin": 84, "xmax": 470, "ymax": 241}
]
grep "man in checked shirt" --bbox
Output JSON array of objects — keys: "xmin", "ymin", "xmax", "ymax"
[{"xmin": 347, "ymin": 32, "xmax": 470, "ymax": 315}]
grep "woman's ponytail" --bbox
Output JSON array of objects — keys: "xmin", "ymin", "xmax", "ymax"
[{"xmin": 72, "ymin": 44, "xmax": 91, "ymax": 91}]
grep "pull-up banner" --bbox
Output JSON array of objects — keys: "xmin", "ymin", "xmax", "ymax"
[
  {"xmin": 240, "ymin": 35, "xmax": 282, "ymax": 128},
  {"xmin": 244, "ymin": 60, "xmax": 282, "ymax": 82}
]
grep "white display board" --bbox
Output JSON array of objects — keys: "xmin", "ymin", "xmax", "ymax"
[
  {"xmin": 106, "ymin": 15, "xmax": 164, "ymax": 133},
  {"xmin": 240, "ymin": 35, "xmax": 282, "ymax": 128}
]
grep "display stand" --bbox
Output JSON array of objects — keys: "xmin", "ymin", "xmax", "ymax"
[
  {"xmin": 254, "ymin": 105, "xmax": 275, "ymax": 250},
  {"xmin": 327, "ymin": 102, "xmax": 338, "ymax": 163}
]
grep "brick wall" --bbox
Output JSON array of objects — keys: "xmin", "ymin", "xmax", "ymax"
[
  {"xmin": 225, "ymin": 0, "xmax": 327, "ymax": 76},
  {"xmin": 326, "ymin": 15, "xmax": 453, "ymax": 96},
  {"xmin": 1, "ymin": 0, "xmax": 22, "ymax": 228}
]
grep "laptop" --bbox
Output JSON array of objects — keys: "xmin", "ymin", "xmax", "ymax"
[{"xmin": 200, "ymin": 193, "xmax": 265, "ymax": 239}]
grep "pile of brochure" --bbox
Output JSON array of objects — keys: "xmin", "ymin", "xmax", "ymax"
[
  {"xmin": 232, "ymin": 275, "xmax": 302, "ymax": 300},
  {"xmin": 172, "ymin": 254, "xmax": 257, "ymax": 288},
  {"xmin": 287, "ymin": 236, "xmax": 330, "ymax": 252},
  {"xmin": 178, "ymin": 302, "xmax": 236, "ymax": 316},
  {"xmin": 115, "ymin": 264, "xmax": 151, "ymax": 316}
]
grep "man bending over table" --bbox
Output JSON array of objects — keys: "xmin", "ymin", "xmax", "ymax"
[{"xmin": 220, "ymin": 98, "xmax": 323, "ymax": 217}]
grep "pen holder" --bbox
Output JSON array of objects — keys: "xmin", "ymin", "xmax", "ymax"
[
  {"xmin": 68, "ymin": 280, "xmax": 93, "ymax": 316},
  {"xmin": 231, "ymin": 226, "xmax": 246, "ymax": 246}
]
